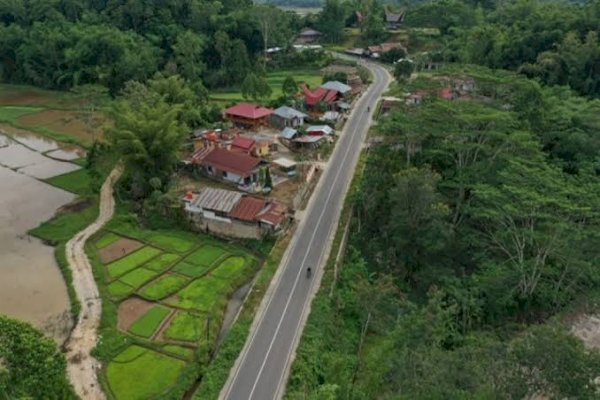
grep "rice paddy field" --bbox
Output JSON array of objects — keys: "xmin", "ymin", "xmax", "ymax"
[
  {"xmin": 0, "ymin": 84, "xmax": 110, "ymax": 146},
  {"xmin": 210, "ymin": 69, "xmax": 323, "ymax": 103},
  {"xmin": 89, "ymin": 219, "xmax": 259, "ymax": 400}
]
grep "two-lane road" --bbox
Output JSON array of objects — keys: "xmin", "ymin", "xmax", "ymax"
[{"xmin": 220, "ymin": 61, "xmax": 391, "ymax": 400}]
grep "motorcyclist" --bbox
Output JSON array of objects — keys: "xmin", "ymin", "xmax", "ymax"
[{"xmin": 306, "ymin": 267, "xmax": 312, "ymax": 278}]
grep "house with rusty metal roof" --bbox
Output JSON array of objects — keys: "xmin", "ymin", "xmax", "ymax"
[{"xmin": 183, "ymin": 187, "xmax": 290, "ymax": 239}]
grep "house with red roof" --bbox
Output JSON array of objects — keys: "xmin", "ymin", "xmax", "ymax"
[
  {"xmin": 302, "ymin": 84, "xmax": 339, "ymax": 110},
  {"xmin": 183, "ymin": 187, "xmax": 290, "ymax": 239},
  {"xmin": 230, "ymin": 135, "xmax": 256, "ymax": 155},
  {"xmin": 224, "ymin": 103, "xmax": 273, "ymax": 128},
  {"xmin": 199, "ymin": 148, "xmax": 261, "ymax": 188}
]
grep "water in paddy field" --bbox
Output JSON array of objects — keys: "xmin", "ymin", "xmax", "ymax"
[{"xmin": 0, "ymin": 130, "xmax": 84, "ymax": 343}]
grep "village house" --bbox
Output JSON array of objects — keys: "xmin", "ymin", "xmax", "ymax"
[
  {"xmin": 271, "ymin": 106, "xmax": 308, "ymax": 129},
  {"xmin": 230, "ymin": 135, "xmax": 256, "ymax": 155},
  {"xmin": 224, "ymin": 103, "xmax": 273, "ymax": 128},
  {"xmin": 295, "ymin": 28, "xmax": 322, "ymax": 44},
  {"xmin": 302, "ymin": 84, "xmax": 339, "ymax": 110},
  {"xmin": 307, "ymin": 125, "xmax": 334, "ymax": 136},
  {"xmin": 183, "ymin": 187, "xmax": 290, "ymax": 239},
  {"xmin": 280, "ymin": 127, "xmax": 299, "ymax": 141},
  {"xmin": 384, "ymin": 7, "xmax": 406, "ymax": 30},
  {"xmin": 321, "ymin": 64, "xmax": 364, "ymax": 94},
  {"xmin": 198, "ymin": 147, "xmax": 262, "ymax": 189},
  {"xmin": 321, "ymin": 81, "xmax": 352, "ymax": 96},
  {"xmin": 272, "ymin": 157, "xmax": 298, "ymax": 177}
]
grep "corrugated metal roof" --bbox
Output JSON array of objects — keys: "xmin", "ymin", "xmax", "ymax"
[
  {"xmin": 229, "ymin": 196, "xmax": 267, "ymax": 222},
  {"xmin": 191, "ymin": 187, "xmax": 243, "ymax": 213},
  {"xmin": 281, "ymin": 127, "xmax": 298, "ymax": 139},
  {"xmin": 273, "ymin": 106, "xmax": 307, "ymax": 120},
  {"xmin": 321, "ymin": 81, "xmax": 352, "ymax": 94}
]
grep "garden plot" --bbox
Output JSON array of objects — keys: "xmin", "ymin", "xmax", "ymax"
[
  {"xmin": 93, "ymin": 224, "xmax": 261, "ymax": 400},
  {"xmin": 117, "ymin": 297, "xmax": 155, "ymax": 331},
  {"xmin": 106, "ymin": 246, "xmax": 161, "ymax": 279},
  {"xmin": 128, "ymin": 305, "xmax": 172, "ymax": 338},
  {"xmin": 98, "ymin": 236, "xmax": 144, "ymax": 263},
  {"xmin": 106, "ymin": 345, "xmax": 185, "ymax": 400}
]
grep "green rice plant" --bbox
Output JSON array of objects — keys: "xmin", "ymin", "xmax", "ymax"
[
  {"xmin": 163, "ymin": 311, "xmax": 205, "ymax": 342},
  {"xmin": 162, "ymin": 345, "xmax": 194, "ymax": 359},
  {"xmin": 45, "ymin": 169, "xmax": 92, "ymax": 196},
  {"xmin": 140, "ymin": 274, "xmax": 189, "ymax": 301},
  {"xmin": 106, "ymin": 345, "xmax": 185, "ymax": 400},
  {"xmin": 184, "ymin": 245, "xmax": 227, "ymax": 267},
  {"xmin": 147, "ymin": 234, "xmax": 196, "ymax": 253},
  {"xmin": 119, "ymin": 268, "xmax": 161, "ymax": 289},
  {"xmin": 107, "ymin": 280, "xmax": 134, "ymax": 298},
  {"xmin": 96, "ymin": 232, "xmax": 122, "ymax": 249},
  {"xmin": 210, "ymin": 256, "xmax": 252, "ymax": 288},
  {"xmin": 128, "ymin": 306, "xmax": 171, "ymax": 338},
  {"xmin": 167, "ymin": 276, "xmax": 230, "ymax": 312},
  {"xmin": 143, "ymin": 253, "xmax": 181, "ymax": 272},
  {"xmin": 106, "ymin": 247, "xmax": 161, "ymax": 279},
  {"xmin": 0, "ymin": 105, "xmax": 43, "ymax": 122},
  {"xmin": 172, "ymin": 261, "xmax": 212, "ymax": 278}
]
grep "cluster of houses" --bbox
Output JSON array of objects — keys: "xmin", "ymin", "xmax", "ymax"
[
  {"xmin": 183, "ymin": 187, "xmax": 290, "ymax": 239},
  {"xmin": 180, "ymin": 70, "xmax": 363, "ymax": 238}
]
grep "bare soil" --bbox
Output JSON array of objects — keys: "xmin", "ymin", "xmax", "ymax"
[
  {"xmin": 117, "ymin": 297, "xmax": 155, "ymax": 331},
  {"xmin": 0, "ymin": 90, "xmax": 66, "ymax": 107},
  {"xmin": 17, "ymin": 110, "xmax": 108, "ymax": 142},
  {"xmin": 97, "ymin": 237, "xmax": 144, "ymax": 264},
  {"xmin": 571, "ymin": 314, "xmax": 600, "ymax": 350}
]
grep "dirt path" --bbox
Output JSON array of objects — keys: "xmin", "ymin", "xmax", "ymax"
[{"xmin": 64, "ymin": 166, "xmax": 122, "ymax": 400}]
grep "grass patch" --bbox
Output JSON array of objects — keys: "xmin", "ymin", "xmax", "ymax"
[
  {"xmin": 162, "ymin": 345, "xmax": 194, "ymax": 359},
  {"xmin": 167, "ymin": 276, "xmax": 231, "ymax": 312},
  {"xmin": 210, "ymin": 69, "xmax": 321, "ymax": 102},
  {"xmin": 140, "ymin": 274, "xmax": 190, "ymax": 301},
  {"xmin": 172, "ymin": 261, "xmax": 213, "ymax": 278},
  {"xmin": 128, "ymin": 306, "xmax": 171, "ymax": 338},
  {"xmin": 0, "ymin": 105, "xmax": 43, "ymax": 122},
  {"xmin": 185, "ymin": 246, "xmax": 227, "ymax": 267},
  {"xmin": 106, "ymin": 247, "xmax": 161, "ymax": 279},
  {"xmin": 119, "ymin": 268, "xmax": 161, "ymax": 289},
  {"xmin": 29, "ymin": 198, "xmax": 98, "ymax": 243},
  {"xmin": 211, "ymin": 256, "xmax": 248, "ymax": 281},
  {"xmin": 106, "ymin": 345, "xmax": 185, "ymax": 400},
  {"xmin": 148, "ymin": 233, "xmax": 196, "ymax": 253},
  {"xmin": 163, "ymin": 311, "xmax": 205, "ymax": 342},
  {"xmin": 96, "ymin": 232, "xmax": 122, "ymax": 249},
  {"xmin": 144, "ymin": 253, "xmax": 181, "ymax": 272},
  {"xmin": 107, "ymin": 280, "xmax": 134, "ymax": 298},
  {"xmin": 45, "ymin": 168, "xmax": 92, "ymax": 196}
]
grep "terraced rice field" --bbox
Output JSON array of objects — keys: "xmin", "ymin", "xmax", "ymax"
[{"xmin": 91, "ymin": 224, "xmax": 260, "ymax": 399}]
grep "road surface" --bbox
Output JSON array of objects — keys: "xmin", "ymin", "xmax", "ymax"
[
  {"xmin": 220, "ymin": 61, "xmax": 391, "ymax": 400},
  {"xmin": 65, "ymin": 166, "xmax": 122, "ymax": 400}
]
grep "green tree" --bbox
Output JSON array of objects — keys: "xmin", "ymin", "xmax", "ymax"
[
  {"xmin": 282, "ymin": 75, "xmax": 298, "ymax": 98},
  {"xmin": 172, "ymin": 30, "xmax": 206, "ymax": 82},
  {"xmin": 0, "ymin": 315, "xmax": 76, "ymax": 399},
  {"xmin": 393, "ymin": 59, "xmax": 414, "ymax": 81},
  {"xmin": 241, "ymin": 72, "xmax": 272, "ymax": 102},
  {"xmin": 264, "ymin": 167, "xmax": 273, "ymax": 189},
  {"xmin": 318, "ymin": 0, "xmax": 347, "ymax": 43},
  {"xmin": 107, "ymin": 92, "xmax": 187, "ymax": 198}
]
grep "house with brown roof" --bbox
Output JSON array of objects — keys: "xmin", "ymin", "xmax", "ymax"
[
  {"xmin": 183, "ymin": 187, "xmax": 290, "ymax": 239},
  {"xmin": 224, "ymin": 103, "xmax": 273, "ymax": 128},
  {"xmin": 385, "ymin": 7, "xmax": 406, "ymax": 29},
  {"xmin": 198, "ymin": 148, "xmax": 261, "ymax": 188},
  {"xmin": 295, "ymin": 28, "xmax": 322, "ymax": 44}
]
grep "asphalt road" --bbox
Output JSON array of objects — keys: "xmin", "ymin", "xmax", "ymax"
[{"xmin": 220, "ymin": 61, "xmax": 391, "ymax": 400}]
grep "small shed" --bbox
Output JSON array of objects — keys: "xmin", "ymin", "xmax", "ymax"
[
  {"xmin": 272, "ymin": 157, "xmax": 298, "ymax": 177},
  {"xmin": 281, "ymin": 127, "xmax": 299, "ymax": 140},
  {"xmin": 307, "ymin": 125, "xmax": 334, "ymax": 136}
]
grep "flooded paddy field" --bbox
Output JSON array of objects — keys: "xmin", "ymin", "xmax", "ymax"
[{"xmin": 0, "ymin": 129, "xmax": 85, "ymax": 342}]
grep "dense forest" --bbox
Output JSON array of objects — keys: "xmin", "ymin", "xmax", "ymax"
[
  {"xmin": 286, "ymin": 0, "xmax": 600, "ymax": 398},
  {"xmin": 0, "ymin": 0, "xmax": 300, "ymax": 93},
  {"xmin": 288, "ymin": 65, "xmax": 600, "ymax": 399}
]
